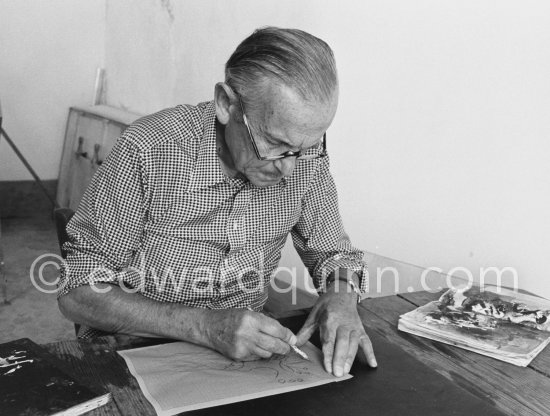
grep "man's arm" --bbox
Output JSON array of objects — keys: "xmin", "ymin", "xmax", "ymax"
[
  {"xmin": 291, "ymin": 158, "xmax": 377, "ymax": 375},
  {"xmin": 59, "ymin": 284, "xmax": 297, "ymax": 361},
  {"xmin": 58, "ymin": 134, "xmax": 296, "ymax": 361}
]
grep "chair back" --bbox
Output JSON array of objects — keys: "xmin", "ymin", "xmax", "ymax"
[
  {"xmin": 53, "ymin": 208, "xmax": 81, "ymax": 336},
  {"xmin": 54, "ymin": 208, "xmax": 75, "ymax": 259}
]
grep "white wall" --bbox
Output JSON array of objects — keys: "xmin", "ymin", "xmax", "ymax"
[
  {"xmin": 2, "ymin": 1, "xmax": 549, "ymax": 298},
  {"xmin": 103, "ymin": 0, "xmax": 176, "ymax": 114},
  {"xmin": 104, "ymin": 0, "xmax": 550, "ymax": 298},
  {"xmin": 0, "ymin": 0, "xmax": 105, "ymax": 181}
]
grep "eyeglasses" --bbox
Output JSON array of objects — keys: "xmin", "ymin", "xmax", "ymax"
[{"xmin": 236, "ymin": 93, "xmax": 327, "ymax": 161}]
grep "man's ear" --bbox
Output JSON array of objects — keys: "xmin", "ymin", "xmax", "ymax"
[{"xmin": 214, "ymin": 82, "xmax": 235, "ymax": 126}]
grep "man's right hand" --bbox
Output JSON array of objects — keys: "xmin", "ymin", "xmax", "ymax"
[
  {"xmin": 59, "ymin": 285, "xmax": 297, "ymax": 361},
  {"xmin": 202, "ymin": 309, "xmax": 297, "ymax": 361}
]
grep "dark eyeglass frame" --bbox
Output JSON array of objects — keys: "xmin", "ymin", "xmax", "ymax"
[{"xmin": 235, "ymin": 93, "xmax": 327, "ymax": 161}]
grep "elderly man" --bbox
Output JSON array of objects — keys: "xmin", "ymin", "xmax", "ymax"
[{"xmin": 58, "ymin": 27, "xmax": 377, "ymax": 377}]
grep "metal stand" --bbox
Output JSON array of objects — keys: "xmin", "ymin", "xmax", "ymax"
[
  {"xmin": 0, "ymin": 219, "xmax": 6, "ymax": 305},
  {"xmin": 0, "ymin": 106, "xmax": 58, "ymax": 304},
  {"xmin": 0, "ymin": 112, "xmax": 6, "ymax": 303},
  {"xmin": 0, "ymin": 126, "xmax": 58, "ymax": 210}
]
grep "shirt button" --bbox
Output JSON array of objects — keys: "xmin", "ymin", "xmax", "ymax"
[{"xmin": 233, "ymin": 221, "xmax": 239, "ymax": 230}]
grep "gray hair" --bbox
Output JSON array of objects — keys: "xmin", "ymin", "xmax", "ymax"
[{"xmin": 225, "ymin": 27, "xmax": 338, "ymax": 110}]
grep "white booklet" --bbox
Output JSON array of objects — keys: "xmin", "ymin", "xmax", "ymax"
[
  {"xmin": 118, "ymin": 341, "xmax": 351, "ymax": 415},
  {"xmin": 398, "ymin": 286, "xmax": 550, "ymax": 366}
]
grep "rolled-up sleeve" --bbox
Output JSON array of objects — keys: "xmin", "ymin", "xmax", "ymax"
[
  {"xmin": 291, "ymin": 157, "xmax": 368, "ymax": 294},
  {"xmin": 57, "ymin": 136, "xmax": 149, "ymax": 298}
]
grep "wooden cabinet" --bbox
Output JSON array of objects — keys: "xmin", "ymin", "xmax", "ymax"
[{"xmin": 56, "ymin": 105, "xmax": 141, "ymax": 210}]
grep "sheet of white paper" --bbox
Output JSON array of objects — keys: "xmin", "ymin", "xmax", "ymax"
[{"xmin": 118, "ymin": 341, "xmax": 351, "ymax": 415}]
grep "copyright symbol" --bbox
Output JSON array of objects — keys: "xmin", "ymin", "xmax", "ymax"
[{"xmin": 29, "ymin": 253, "xmax": 65, "ymax": 294}]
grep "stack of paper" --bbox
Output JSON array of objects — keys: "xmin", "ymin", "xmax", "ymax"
[{"xmin": 398, "ymin": 286, "xmax": 550, "ymax": 366}]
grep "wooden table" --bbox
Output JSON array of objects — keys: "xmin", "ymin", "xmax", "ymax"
[
  {"xmin": 42, "ymin": 291, "xmax": 550, "ymax": 416},
  {"xmin": 361, "ymin": 291, "xmax": 550, "ymax": 416}
]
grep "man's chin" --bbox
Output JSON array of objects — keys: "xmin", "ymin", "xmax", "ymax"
[{"xmin": 249, "ymin": 176, "xmax": 283, "ymax": 187}]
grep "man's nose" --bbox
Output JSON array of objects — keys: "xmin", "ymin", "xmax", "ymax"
[{"xmin": 275, "ymin": 157, "xmax": 296, "ymax": 177}]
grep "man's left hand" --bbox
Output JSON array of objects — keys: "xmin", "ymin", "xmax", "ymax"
[{"xmin": 295, "ymin": 281, "xmax": 377, "ymax": 376}]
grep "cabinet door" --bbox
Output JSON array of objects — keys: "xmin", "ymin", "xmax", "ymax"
[
  {"xmin": 56, "ymin": 109, "xmax": 80, "ymax": 208},
  {"xmin": 57, "ymin": 107, "xmax": 134, "ymax": 211},
  {"xmin": 97, "ymin": 120, "xmax": 126, "ymax": 166},
  {"xmin": 67, "ymin": 114, "xmax": 104, "ymax": 211}
]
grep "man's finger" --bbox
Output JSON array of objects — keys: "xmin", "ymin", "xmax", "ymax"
[
  {"xmin": 359, "ymin": 334, "xmax": 378, "ymax": 368},
  {"xmin": 295, "ymin": 309, "xmax": 318, "ymax": 346},
  {"xmin": 255, "ymin": 332, "xmax": 291, "ymax": 355},
  {"xmin": 322, "ymin": 338, "xmax": 335, "ymax": 375},
  {"xmin": 256, "ymin": 314, "xmax": 297, "ymax": 346},
  {"xmin": 252, "ymin": 346, "xmax": 274, "ymax": 360},
  {"xmin": 344, "ymin": 331, "xmax": 360, "ymax": 374},
  {"xmin": 332, "ymin": 327, "xmax": 350, "ymax": 377}
]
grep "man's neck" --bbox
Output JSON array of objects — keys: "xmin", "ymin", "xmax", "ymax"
[{"xmin": 215, "ymin": 119, "xmax": 240, "ymax": 179}]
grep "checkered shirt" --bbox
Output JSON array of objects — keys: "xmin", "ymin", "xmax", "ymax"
[{"xmin": 58, "ymin": 101, "xmax": 367, "ymax": 338}]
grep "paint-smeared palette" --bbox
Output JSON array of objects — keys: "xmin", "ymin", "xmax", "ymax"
[
  {"xmin": 0, "ymin": 338, "xmax": 110, "ymax": 416},
  {"xmin": 398, "ymin": 286, "xmax": 550, "ymax": 366}
]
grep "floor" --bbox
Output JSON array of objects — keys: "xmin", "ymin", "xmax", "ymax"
[{"xmin": 0, "ymin": 214, "xmax": 74, "ymax": 344}]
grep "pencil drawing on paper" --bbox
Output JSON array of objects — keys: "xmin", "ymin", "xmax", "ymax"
[
  {"xmin": 159, "ymin": 349, "xmax": 314, "ymax": 384},
  {"xmin": 118, "ymin": 340, "xmax": 352, "ymax": 415},
  {"xmin": 219, "ymin": 353, "xmax": 313, "ymax": 384}
]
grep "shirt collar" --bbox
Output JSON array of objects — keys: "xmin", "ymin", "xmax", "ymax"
[{"xmin": 187, "ymin": 101, "xmax": 227, "ymax": 192}]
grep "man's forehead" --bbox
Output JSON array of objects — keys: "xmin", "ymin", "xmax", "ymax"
[{"xmin": 254, "ymin": 84, "xmax": 337, "ymax": 147}]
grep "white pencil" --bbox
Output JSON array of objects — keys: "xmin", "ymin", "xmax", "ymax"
[
  {"xmin": 245, "ymin": 306, "xmax": 309, "ymax": 360},
  {"xmin": 290, "ymin": 344, "xmax": 310, "ymax": 361}
]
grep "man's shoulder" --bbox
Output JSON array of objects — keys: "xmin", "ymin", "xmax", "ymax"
[{"xmin": 120, "ymin": 101, "xmax": 214, "ymax": 154}]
